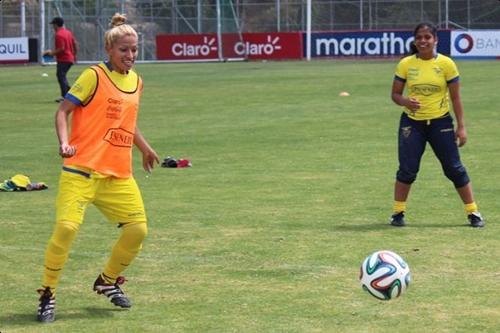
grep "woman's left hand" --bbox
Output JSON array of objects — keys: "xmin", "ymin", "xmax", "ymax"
[
  {"xmin": 142, "ymin": 149, "xmax": 160, "ymax": 173},
  {"xmin": 456, "ymin": 126, "xmax": 467, "ymax": 147}
]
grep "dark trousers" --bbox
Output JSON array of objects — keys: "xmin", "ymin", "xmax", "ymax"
[
  {"xmin": 56, "ymin": 62, "xmax": 73, "ymax": 97},
  {"xmin": 396, "ymin": 112, "xmax": 470, "ymax": 188}
]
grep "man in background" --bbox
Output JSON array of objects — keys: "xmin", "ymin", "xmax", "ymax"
[{"xmin": 44, "ymin": 17, "xmax": 78, "ymax": 103}]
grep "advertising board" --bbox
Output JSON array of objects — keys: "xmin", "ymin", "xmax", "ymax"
[
  {"xmin": 307, "ymin": 31, "xmax": 451, "ymax": 57},
  {"xmin": 451, "ymin": 30, "xmax": 500, "ymax": 58},
  {"xmin": 0, "ymin": 37, "xmax": 29, "ymax": 63},
  {"xmin": 156, "ymin": 33, "xmax": 302, "ymax": 61}
]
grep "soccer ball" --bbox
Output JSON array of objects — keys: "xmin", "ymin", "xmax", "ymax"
[{"xmin": 359, "ymin": 250, "xmax": 411, "ymax": 300}]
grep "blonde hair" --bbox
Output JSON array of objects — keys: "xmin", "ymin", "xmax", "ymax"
[{"xmin": 104, "ymin": 13, "xmax": 138, "ymax": 49}]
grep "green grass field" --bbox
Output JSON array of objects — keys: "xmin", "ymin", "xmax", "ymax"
[{"xmin": 1, "ymin": 59, "xmax": 499, "ymax": 333}]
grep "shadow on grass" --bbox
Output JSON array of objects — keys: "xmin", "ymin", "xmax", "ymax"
[
  {"xmin": 1, "ymin": 307, "xmax": 126, "ymax": 327},
  {"xmin": 333, "ymin": 222, "xmax": 472, "ymax": 231},
  {"xmin": 406, "ymin": 223, "xmax": 474, "ymax": 229},
  {"xmin": 333, "ymin": 223, "xmax": 391, "ymax": 231},
  {"xmin": 83, "ymin": 306, "xmax": 127, "ymax": 317}
]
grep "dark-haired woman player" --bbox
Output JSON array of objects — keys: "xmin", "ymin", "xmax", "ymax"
[{"xmin": 389, "ymin": 22, "xmax": 484, "ymax": 228}]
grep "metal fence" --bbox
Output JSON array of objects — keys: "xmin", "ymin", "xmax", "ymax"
[{"xmin": 1, "ymin": 0, "xmax": 499, "ymax": 61}]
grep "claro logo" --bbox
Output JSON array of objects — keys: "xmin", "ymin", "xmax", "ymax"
[
  {"xmin": 234, "ymin": 36, "xmax": 282, "ymax": 56},
  {"xmin": 172, "ymin": 37, "xmax": 217, "ymax": 56}
]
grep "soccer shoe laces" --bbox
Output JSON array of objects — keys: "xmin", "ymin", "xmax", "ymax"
[
  {"xmin": 37, "ymin": 287, "xmax": 55, "ymax": 322},
  {"xmin": 93, "ymin": 275, "xmax": 132, "ymax": 308}
]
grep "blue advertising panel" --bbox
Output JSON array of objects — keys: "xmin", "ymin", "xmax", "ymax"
[
  {"xmin": 437, "ymin": 31, "xmax": 451, "ymax": 55},
  {"xmin": 305, "ymin": 30, "xmax": 450, "ymax": 58}
]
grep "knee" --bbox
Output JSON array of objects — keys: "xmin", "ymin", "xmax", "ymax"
[
  {"xmin": 396, "ymin": 169, "xmax": 417, "ymax": 184},
  {"xmin": 135, "ymin": 222, "xmax": 148, "ymax": 241},
  {"xmin": 52, "ymin": 220, "xmax": 79, "ymax": 239},
  {"xmin": 49, "ymin": 221, "xmax": 80, "ymax": 253},
  {"xmin": 444, "ymin": 165, "xmax": 470, "ymax": 188},
  {"xmin": 122, "ymin": 222, "xmax": 148, "ymax": 248}
]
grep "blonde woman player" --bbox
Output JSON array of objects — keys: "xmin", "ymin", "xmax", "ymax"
[{"xmin": 37, "ymin": 13, "xmax": 159, "ymax": 323}]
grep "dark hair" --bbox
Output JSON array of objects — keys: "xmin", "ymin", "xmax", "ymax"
[
  {"xmin": 413, "ymin": 22, "xmax": 437, "ymax": 37},
  {"xmin": 409, "ymin": 42, "xmax": 418, "ymax": 55},
  {"xmin": 50, "ymin": 17, "xmax": 64, "ymax": 27},
  {"xmin": 410, "ymin": 22, "xmax": 437, "ymax": 55}
]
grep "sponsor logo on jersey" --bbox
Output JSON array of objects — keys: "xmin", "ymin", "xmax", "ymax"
[
  {"xmin": 104, "ymin": 128, "xmax": 134, "ymax": 147},
  {"xmin": 411, "ymin": 84, "xmax": 441, "ymax": 96}
]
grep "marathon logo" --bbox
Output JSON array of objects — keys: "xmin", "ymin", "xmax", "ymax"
[{"xmin": 311, "ymin": 32, "xmax": 414, "ymax": 57}]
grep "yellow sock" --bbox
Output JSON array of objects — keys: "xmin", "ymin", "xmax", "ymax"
[
  {"xmin": 464, "ymin": 202, "xmax": 478, "ymax": 214},
  {"xmin": 103, "ymin": 222, "xmax": 148, "ymax": 281},
  {"xmin": 42, "ymin": 221, "xmax": 80, "ymax": 294},
  {"xmin": 393, "ymin": 201, "xmax": 406, "ymax": 214}
]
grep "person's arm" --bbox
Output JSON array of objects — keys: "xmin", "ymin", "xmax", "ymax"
[
  {"xmin": 391, "ymin": 79, "xmax": 420, "ymax": 112},
  {"xmin": 43, "ymin": 48, "xmax": 61, "ymax": 57},
  {"xmin": 55, "ymin": 100, "xmax": 78, "ymax": 157},
  {"xmin": 448, "ymin": 81, "xmax": 467, "ymax": 147},
  {"xmin": 44, "ymin": 35, "xmax": 64, "ymax": 57},
  {"xmin": 73, "ymin": 39, "xmax": 78, "ymax": 57},
  {"xmin": 46, "ymin": 48, "xmax": 64, "ymax": 56},
  {"xmin": 134, "ymin": 127, "xmax": 160, "ymax": 172},
  {"xmin": 72, "ymin": 34, "xmax": 78, "ymax": 58},
  {"xmin": 46, "ymin": 31, "xmax": 73, "ymax": 57}
]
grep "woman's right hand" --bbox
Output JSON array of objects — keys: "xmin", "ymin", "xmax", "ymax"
[
  {"xmin": 59, "ymin": 143, "xmax": 77, "ymax": 158},
  {"xmin": 405, "ymin": 97, "xmax": 421, "ymax": 113}
]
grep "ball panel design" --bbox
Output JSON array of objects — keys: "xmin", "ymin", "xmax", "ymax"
[{"xmin": 360, "ymin": 250, "xmax": 411, "ymax": 300}]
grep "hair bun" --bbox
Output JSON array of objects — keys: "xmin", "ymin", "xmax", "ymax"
[{"xmin": 110, "ymin": 13, "xmax": 127, "ymax": 28}]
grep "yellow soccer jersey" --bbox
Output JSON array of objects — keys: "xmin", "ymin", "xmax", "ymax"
[
  {"xmin": 394, "ymin": 53, "xmax": 459, "ymax": 120},
  {"xmin": 66, "ymin": 62, "xmax": 141, "ymax": 106}
]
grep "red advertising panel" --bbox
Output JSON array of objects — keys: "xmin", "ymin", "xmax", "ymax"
[
  {"xmin": 238, "ymin": 32, "xmax": 302, "ymax": 59},
  {"xmin": 156, "ymin": 32, "xmax": 302, "ymax": 61},
  {"xmin": 156, "ymin": 34, "xmax": 219, "ymax": 60}
]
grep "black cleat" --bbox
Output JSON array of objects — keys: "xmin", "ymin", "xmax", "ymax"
[
  {"xmin": 390, "ymin": 212, "xmax": 406, "ymax": 227},
  {"xmin": 93, "ymin": 275, "xmax": 132, "ymax": 308},
  {"xmin": 37, "ymin": 287, "xmax": 55, "ymax": 323},
  {"xmin": 468, "ymin": 212, "xmax": 485, "ymax": 228}
]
